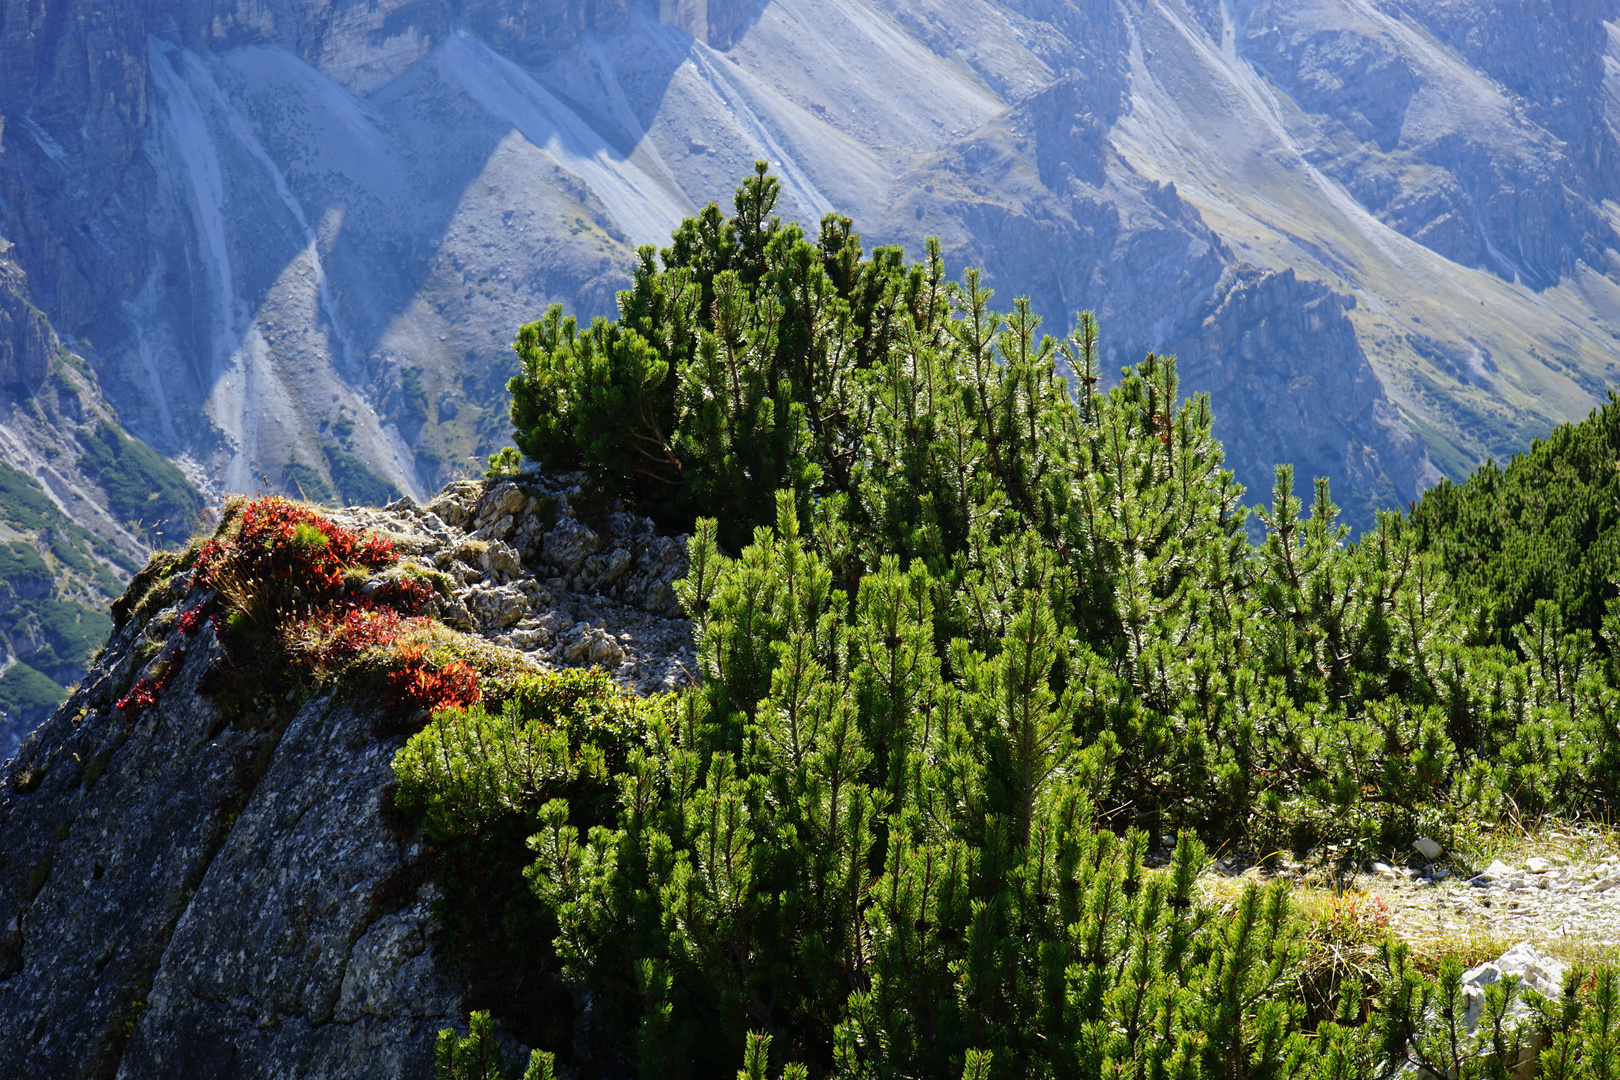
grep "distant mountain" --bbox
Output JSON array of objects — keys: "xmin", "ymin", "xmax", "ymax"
[
  {"xmin": 0, "ymin": 0, "xmax": 1616, "ymax": 543},
  {"xmin": 0, "ymin": 239, "xmax": 198, "ymax": 756}
]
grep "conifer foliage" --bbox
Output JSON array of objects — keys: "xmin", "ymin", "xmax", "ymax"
[
  {"xmin": 1408, "ymin": 391, "xmax": 1620, "ymax": 651},
  {"xmin": 405, "ymin": 167, "xmax": 1620, "ymax": 1078}
]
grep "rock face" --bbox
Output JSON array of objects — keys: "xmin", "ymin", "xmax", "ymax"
[
  {"xmin": 0, "ymin": 627, "xmax": 463, "ymax": 1079},
  {"xmin": 0, "ymin": 476, "xmax": 693, "ymax": 1078},
  {"xmin": 1169, "ymin": 267, "xmax": 1438, "ymax": 518},
  {"xmin": 0, "ymin": 250, "xmax": 53, "ymax": 396}
]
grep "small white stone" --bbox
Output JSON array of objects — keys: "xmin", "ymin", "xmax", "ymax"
[
  {"xmin": 1526, "ymin": 857, "xmax": 1553, "ymax": 874},
  {"xmin": 1413, "ymin": 837, "xmax": 1444, "ymax": 861}
]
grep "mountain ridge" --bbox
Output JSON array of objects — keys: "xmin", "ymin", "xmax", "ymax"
[{"xmin": 0, "ymin": 0, "xmax": 1614, "ymax": 588}]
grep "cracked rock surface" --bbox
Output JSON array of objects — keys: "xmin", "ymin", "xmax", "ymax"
[
  {"xmin": 0, "ymin": 474, "xmax": 696, "ymax": 1078},
  {"xmin": 335, "ymin": 473, "xmax": 696, "ymax": 697}
]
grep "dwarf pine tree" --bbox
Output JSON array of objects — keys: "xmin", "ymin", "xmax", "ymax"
[{"xmin": 400, "ymin": 165, "xmax": 1620, "ymax": 1077}]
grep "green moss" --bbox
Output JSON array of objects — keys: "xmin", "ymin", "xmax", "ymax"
[
  {"xmin": 339, "ymin": 621, "xmax": 532, "ymax": 710},
  {"xmin": 110, "ymin": 551, "xmax": 180, "ymax": 630},
  {"xmin": 400, "ymin": 561, "xmax": 454, "ymax": 597}
]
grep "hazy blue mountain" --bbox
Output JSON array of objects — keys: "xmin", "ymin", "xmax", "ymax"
[{"xmin": 0, "ymin": 0, "xmax": 1616, "ymax": 537}]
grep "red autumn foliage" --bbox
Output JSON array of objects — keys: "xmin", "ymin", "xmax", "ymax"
[
  {"xmin": 305, "ymin": 607, "xmax": 431, "ymax": 670},
  {"xmin": 367, "ymin": 576, "xmax": 435, "ymax": 614},
  {"xmin": 383, "ymin": 641, "xmax": 482, "ymax": 715},
  {"xmin": 189, "ymin": 496, "xmax": 433, "ymax": 658},
  {"xmin": 117, "ymin": 648, "xmax": 184, "ymax": 715},
  {"xmin": 194, "ymin": 496, "xmax": 402, "ymax": 612},
  {"xmin": 143, "ymin": 495, "xmax": 480, "ymax": 735},
  {"xmin": 176, "ymin": 603, "xmax": 208, "ymax": 636}
]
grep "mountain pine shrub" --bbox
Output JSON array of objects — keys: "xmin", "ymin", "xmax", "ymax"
[
  {"xmin": 417, "ymin": 166, "xmax": 1620, "ymax": 1076},
  {"xmin": 435, "ymin": 1009, "xmax": 556, "ymax": 1080},
  {"xmin": 1409, "ymin": 390, "xmax": 1620, "ymax": 652}
]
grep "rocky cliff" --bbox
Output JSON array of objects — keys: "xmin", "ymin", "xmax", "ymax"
[
  {"xmin": 0, "ymin": 475, "xmax": 693, "ymax": 1078},
  {"xmin": 1168, "ymin": 266, "xmax": 1435, "ymax": 519}
]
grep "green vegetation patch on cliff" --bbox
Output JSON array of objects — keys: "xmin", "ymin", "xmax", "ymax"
[
  {"xmin": 0, "ymin": 463, "xmax": 128, "ymax": 731},
  {"xmin": 0, "ymin": 541, "xmax": 51, "ymax": 593},
  {"xmin": 323, "ymin": 444, "xmax": 400, "ymax": 507},
  {"xmin": 0, "ymin": 661, "xmax": 65, "ymax": 721},
  {"xmin": 281, "ymin": 457, "xmax": 336, "ymax": 506},
  {"xmin": 75, "ymin": 421, "xmax": 203, "ymax": 543},
  {"xmin": 0, "ymin": 462, "xmax": 66, "ymax": 533}
]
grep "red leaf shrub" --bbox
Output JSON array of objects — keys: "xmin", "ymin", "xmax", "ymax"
[
  {"xmin": 195, "ymin": 496, "xmax": 400, "ymax": 612},
  {"xmin": 179, "ymin": 496, "xmax": 465, "ymax": 717},
  {"xmin": 144, "ymin": 495, "xmax": 489, "ymax": 737},
  {"xmin": 367, "ymin": 575, "xmax": 435, "ymax": 616},
  {"xmin": 383, "ymin": 642, "xmax": 482, "ymax": 716},
  {"xmin": 299, "ymin": 607, "xmax": 431, "ymax": 670},
  {"xmin": 176, "ymin": 603, "xmax": 207, "ymax": 636},
  {"xmin": 117, "ymin": 650, "xmax": 184, "ymax": 715}
]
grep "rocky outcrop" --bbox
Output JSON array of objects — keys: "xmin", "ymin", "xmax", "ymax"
[
  {"xmin": 0, "ymin": 476, "xmax": 694, "ymax": 1078},
  {"xmin": 1169, "ymin": 268, "xmax": 1437, "ymax": 525},
  {"xmin": 0, "ymin": 247, "xmax": 54, "ymax": 396},
  {"xmin": 373, "ymin": 474, "xmax": 695, "ymax": 693},
  {"xmin": 656, "ymin": 0, "xmax": 757, "ymax": 48},
  {"xmin": 0, "ymin": 626, "xmax": 463, "ymax": 1079}
]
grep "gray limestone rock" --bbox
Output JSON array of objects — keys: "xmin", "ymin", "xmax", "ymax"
[
  {"xmin": 0, "ymin": 618, "xmax": 459, "ymax": 1079},
  {"xmin": 540, "ymin": 506, "xmax": 603, "ymax": 578},
  {"xmin": 0, "ymin": 473, "xmax": 698, "ymax": 1077},
  {"xmin": 1412, "ymin": 836, "xmax": 1444, "ymax": 861},
  {"xmin": 465, "ymin": 583, "xmax": 529, "ymax": 630}
]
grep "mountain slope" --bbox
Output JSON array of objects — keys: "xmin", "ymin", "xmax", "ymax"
[
  {"xmin": 0, "ymin": 0, "xmax": 1615, "ymax": 542},
  {"xmin": 0, "ymin": 240, "xmax": 199, "ymax": 758}
]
